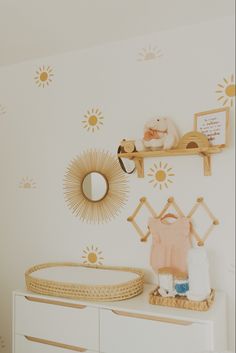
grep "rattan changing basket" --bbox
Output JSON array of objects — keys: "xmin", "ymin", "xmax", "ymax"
[{"xmin": 25, "ymin": 262, "xmax": 145, "ymax": 301}]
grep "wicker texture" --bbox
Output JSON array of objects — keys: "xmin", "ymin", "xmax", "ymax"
[
  {"xmin": 25, "ymin": 262, "xmax": 144, "ymax": 302},
  {"xmin": 149, "ymin": 288, "xmax": 215, "ymax": 311}
]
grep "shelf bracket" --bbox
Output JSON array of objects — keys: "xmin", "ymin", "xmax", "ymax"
[
  {"xmin": 118, "ymin": 146, "xmax": 222, "ymax": 178},
  {"xmin": 201, "ymin": 152, "xmax": 212, "ymax": 176},
  {"xmin": 134, "ymin": 157, "xmax": 144, "ymax": 178}
]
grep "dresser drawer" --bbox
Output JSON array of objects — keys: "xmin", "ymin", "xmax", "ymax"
[
  {"xmin": 15, "ymin": 335, "xmax": 96, "ymax": 353},
  {"xmin": 14, "ymin": 295, "xmax": 99, "ymax": 351},
  {"xmin": 100, "ymin": 309, "xmax": 211, "ymax": 353}
]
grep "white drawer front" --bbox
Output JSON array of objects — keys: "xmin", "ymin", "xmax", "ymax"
[
  {"xmin": 15, "ymin": 335, "xmax": 96, "ymax": 353},
  {"xmin": 100, "ymin": 309, "xmax": 211, "ymax": 353},
  {"xmin": 14, "ymin": 295, "xmax": 99, "ymax": 351}
]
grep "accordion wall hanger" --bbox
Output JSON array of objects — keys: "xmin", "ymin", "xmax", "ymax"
[{"xmin": 128, "ymin": 196, "xmax": 219, "ymax": 245}]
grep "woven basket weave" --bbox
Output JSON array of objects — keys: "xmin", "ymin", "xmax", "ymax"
[
  {"xmin": 25, "ymin": 262, "xmax": 144, "ymax": 302},
  {"xmin": 149, "ymin": 288, "xmax": 215, "ymax": 311}
]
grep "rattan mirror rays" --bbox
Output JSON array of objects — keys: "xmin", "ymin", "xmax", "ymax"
[{"xmin": 64, "ymin": 150, "xmax": 129, "ymax": 224}]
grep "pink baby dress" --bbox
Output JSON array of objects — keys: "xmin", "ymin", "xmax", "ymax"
[{"xmin": 149, "ymin": 217, "xmax": 191, "ymax": 278}]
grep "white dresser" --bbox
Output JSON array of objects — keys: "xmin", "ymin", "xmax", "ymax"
[{"xmin": 13, "ymin": 285, "xmax": 227, "ymax": 353}]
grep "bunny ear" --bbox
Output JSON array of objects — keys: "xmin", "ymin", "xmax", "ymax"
[{"xmin": 166, "ymin": 119, "xmax": 180, "ymax": 146}]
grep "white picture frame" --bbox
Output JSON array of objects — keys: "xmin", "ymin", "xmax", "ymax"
[{"xmin": 194, "ymin": 107, "xmax": 230, "ymax": 147}]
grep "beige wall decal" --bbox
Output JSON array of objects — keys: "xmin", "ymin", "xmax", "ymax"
[
  {"xmin": 82, "ymin": 245, "xmax": 104, "ymax": 265},
  {"xmin": 216, "ymin": 74, "xmax": 235, "ymax": 107},
  {"xmin": 0, "ymin": 104, "xmax": 6, "ymax": 116},
  {"xmin": 82, "ymin": 108, "xmax": 104, "ymax": 132},
  {"xmin": 34, "ymin": 65, "xmax": 54, "ymax": 87},
  {"xmin": 138, "ymin": 45, "xmax": 163, "ymax": 61},
  {"xmin": 147, "ymin": 161, "xmax": 175, "ymax": 190},
  {"xmin": 19, "ymin": 177, "xmax": 36, "ymax": 189}
]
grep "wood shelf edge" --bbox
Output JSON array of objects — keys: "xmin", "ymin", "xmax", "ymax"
[{"xmin": 117, "ymin": 147, "xmax": 223, "ymax": 159}]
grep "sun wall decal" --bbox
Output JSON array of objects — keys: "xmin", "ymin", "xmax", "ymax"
[
  {"xmin": 216, "ymin": 74, "xmax": 236, "ymax": 107},
  {"xmin": 19, "ymin": 177, "xmax": 37, "ymax": 189},
  {"xmin": 138, "ymin": 45, "xmax": 163, "ymax": 61},
  {"xmin": 82, "ymin": 108, "xmax": 104, "ymax": 132},
  {"xmin": 0, "ymin": 104, "xmax": 6, "ymax": 116},
  {"xmin": 82, "ymin": 245, "xmax": 104, "ymax": 265},
  {"xmin": 34, "ymin": 65, "xmax": 54, "ymax": 88},
  {"xmin": 147, "ymin": 162, "xmax": 175, "ymax": 190}
]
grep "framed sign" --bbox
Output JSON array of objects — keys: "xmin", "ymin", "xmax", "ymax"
[{"xmin": 194, "ymin": 107, "xmax": 230, "ymax": 147}]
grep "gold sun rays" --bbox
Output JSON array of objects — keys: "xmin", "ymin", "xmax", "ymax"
[
  {"xmin": 64, "ymin": 150, "xmax": 129, "ymax": 224},
  {"xmin": 147, "ymin": 162, "xmax": 175, "ymax": 190},
  {"xmin": 19, "ymin": 177, "xmax": 37, "ymax": 189},
  {"xmin": 82, "ymin": 245, "xmax": 104, "ymax": 265},
  {"xmin": 138, "ymin": 45, "xmax": 163, "ymax": 61},
  {"xmin": 34, "ymin": 65, "xmax": 54, "ymax": 88},
  {"xmin": 216, "ymin": 74, "xmax": 236, "ymax": 107},
  {"xmin": 82, "ymin": 108, "xmax": 104, "ymax": 132}
]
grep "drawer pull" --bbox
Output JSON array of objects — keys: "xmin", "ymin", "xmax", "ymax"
[
  {"xmin": 25, "ymin": 336, "xmax": 87, "ymax": 352},
  {"xmin": 112, "ymin": 310, "xmax": 193, "ymax": 326},
  {"xmin": 25, "ymin": 296, "xmax": 86, "ymax": 309}
]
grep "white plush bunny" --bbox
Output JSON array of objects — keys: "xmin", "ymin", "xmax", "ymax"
[{"xmin": 135, "ymin": 117, "xmax": 180, "ymax": 151}]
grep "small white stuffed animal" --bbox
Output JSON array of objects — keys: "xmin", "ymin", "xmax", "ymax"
[{"xmin": 135, "ymin": 117, "xmax": 180, "ymax": 151}]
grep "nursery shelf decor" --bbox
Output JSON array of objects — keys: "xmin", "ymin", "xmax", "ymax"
[
  {"xmin": 194, "ymin": 107, "xmax": 230, "ymax": 148},
  {"xmin": 118, "ymin": 143, "xmax": 223, "ymax": 177},
  {"xmin": 118, "ymin": 109, "xmax": 230, "ymax": 177}
]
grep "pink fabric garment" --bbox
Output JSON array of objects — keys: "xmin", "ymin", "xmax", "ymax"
[{"xmin": 149, "ymin": 217, "xmax": 191, "ymax": 277}]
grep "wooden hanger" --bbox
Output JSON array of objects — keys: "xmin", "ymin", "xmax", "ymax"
[{"xmin": 161, "ymin": 213, "xmax": 178, "ymax": 221}]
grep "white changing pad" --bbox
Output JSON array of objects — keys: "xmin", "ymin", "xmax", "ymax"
[{"xmin": 32, "ymin": 265, "xmax": 140, "ymax": 286}]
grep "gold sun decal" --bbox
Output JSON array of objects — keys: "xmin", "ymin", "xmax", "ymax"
[
  {"xmin": 82, "ymin": 245, "xmax": 104, "ymax": 265},
  {"xmin": 216, "ymin": 74, "xmax": 236, "ymax": 107},
  {"xmin": 82, "ymin": 108, "xmax": 104, "ymax": 132},
  {"xmin": 138, "ymin": 45, "xmax": 163, "ymax": 61},
  {"xmin": 0, "ymin": 104, "xmax": 6, "ymax": 116},
  {"xmin": 147, "ymin": 162, "xmax": 175, "ymax": 190},
  {"xmin": 19, "ymin": 177, "xmax": 37, "ymax": 189},
  {"xmin": 34, "ymin": 65, "xmax": 54, "ymax": 87}
]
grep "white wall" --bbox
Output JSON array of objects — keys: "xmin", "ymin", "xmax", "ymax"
[{"xmin": 0, "ymin": 17, "xmax": 235, "ymax": 352}]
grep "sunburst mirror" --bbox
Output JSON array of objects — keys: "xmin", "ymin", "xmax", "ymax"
[{"xmin": 64, "ymin": 150, "xmax": 129, "ymax": 224}]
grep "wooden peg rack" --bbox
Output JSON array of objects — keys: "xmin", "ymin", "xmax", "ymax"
[
  {"xmin": 118, "ymin": 146, "xmax": 223, "ymax": 178},
  {"xmin": 128, "ymin": 196, "xmax": 219, "ymax": 245}
]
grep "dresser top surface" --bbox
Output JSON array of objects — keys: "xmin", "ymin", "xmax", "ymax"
[{"xmin": 14, "ymin": 284, "xmax": 226, "ymax": 324}]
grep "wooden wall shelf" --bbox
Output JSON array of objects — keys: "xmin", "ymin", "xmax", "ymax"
[{"xmin": 118, "ymin": 147, "xmax": 223, "ymax": 177}]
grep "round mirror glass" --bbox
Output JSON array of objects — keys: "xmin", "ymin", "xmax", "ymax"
[{"xmin": 82, "ymin": 172, "xmax": 108, "ymax": 202}]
